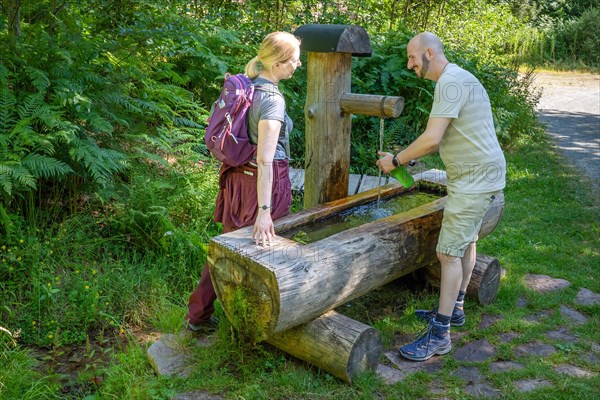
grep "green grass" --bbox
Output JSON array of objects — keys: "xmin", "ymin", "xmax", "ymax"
[{"xmin": 2, "ymin": 137, "xmax": 599, "ymax": 399}]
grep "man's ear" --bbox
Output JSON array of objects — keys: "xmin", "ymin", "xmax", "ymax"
[{"xmin": 426, "ymin": 47, "xmax": 434, "ymax": 60}]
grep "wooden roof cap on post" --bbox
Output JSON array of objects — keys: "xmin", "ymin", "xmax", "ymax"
[{"xmin": 293, "ymin": 24, "xmax": 371, "ymax": 56}]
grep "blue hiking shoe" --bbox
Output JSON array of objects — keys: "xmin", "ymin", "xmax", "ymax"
[
  {"xmin": 398, "ymin": 318, "xmax": 452, "ymax": 361},
  {"xmin": 414, "ymin": 300, "xmax": 465, "ymax": 327}
]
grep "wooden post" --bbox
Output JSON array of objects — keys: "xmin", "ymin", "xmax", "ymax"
[
  {"xmin": 294, "ymin": 24, "xmax": 373, "ymax": 209},
  {"xmin": 267, "ymin": 311, "xmax": 381, "ymax": 383},
  {"xmin": 6, "ymin": 0, "xmax": 21, "ymax": 37},
  {"xmin": 304, "ymin": 51, "xmax": 352, "ymax": 208}
]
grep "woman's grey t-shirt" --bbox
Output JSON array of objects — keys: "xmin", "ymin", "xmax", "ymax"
[{"xmin": 247, "ymin": 77, "xmax": 292, "ymax": 160}]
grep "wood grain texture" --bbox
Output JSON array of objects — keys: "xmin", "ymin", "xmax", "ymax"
[
  {"xmin": 424, "ymin": 254, "xmax": 502, "ymax": 305},
  {"xmin": 267, "ymin": 311, "xmax": 381, "ymax": 383},
  {"xmin": 304, "ymin": 52, "xmax": 352, "ymax": 208}
]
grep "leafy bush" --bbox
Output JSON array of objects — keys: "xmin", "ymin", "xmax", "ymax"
[{"xmin": 511, "ymin": 7, "xmax": 600, "ymax": 69}]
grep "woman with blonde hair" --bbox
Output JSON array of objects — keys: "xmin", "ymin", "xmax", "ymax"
[{"xmin": 186, "ymin": 32, "xmax": 302, "ymax": 331}]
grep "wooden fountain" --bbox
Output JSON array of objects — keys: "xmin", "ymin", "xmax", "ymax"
[{"xmin": 207, "ymin": 25, "xmax": 504, "ymax": 383}]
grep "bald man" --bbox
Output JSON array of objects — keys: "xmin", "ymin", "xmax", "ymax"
[{"xmin": 377, "ymin": 32, "xmax": 506, "ymax": 361}]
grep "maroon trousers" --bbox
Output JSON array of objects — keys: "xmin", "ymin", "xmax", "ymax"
[{"xmin": 186, "ymin": 160, "xmax": 292, "ymax": 324}]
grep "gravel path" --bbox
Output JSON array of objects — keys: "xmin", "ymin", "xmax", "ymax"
[{"xmin": 532, "ymin": 71, "xmax": 600, "ymax": 195}]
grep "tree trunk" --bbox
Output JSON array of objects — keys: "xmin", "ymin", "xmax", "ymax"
[
  {"xmin": 267, "ymin": 311, "xmax": 381, "ymax": 383},
  {"xmin": 6, "ymin": 0, "xmax": 20, "ymax": 37}
]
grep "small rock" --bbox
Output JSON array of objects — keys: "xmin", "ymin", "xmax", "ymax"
[
  {"xmin": 575, "ymin": 288, "xmax": 600, "ymax": 306},
  {"xmin": 514, "ymin": 378, "xmax": 552, "ymax": 392},
  {"xmin": 454, "ymin": 339, "xmax": 496, "ymax": 362},
  {"xmin": 147, "ymin": 334, "xmax": 193, "ymax": 378},
  {"xmin": 464, "ymin": 382, "xmax": 501, "ymax": 398},
  {"xmin": 524, "ymin": 274, "xmax": 570, "ymax": 292},
  {"xmin": 559, "ymin": 305, "xmax": 588, "ymax": 324},
  {"xmin": 452, "ymin": 366, "xmax": 484, "ymax": 383},
  {"xmin": 591, "ymin": 342, "xmax": 600, "ymax": 353},
  {"xmin": 517, "ymin": 297, "xmax": 528, "ymax": 308},
  {"xmin": 545, "ymin": 327, "xmax": 578, "ymax": 343},
  {"xmin": 514, "ymin": 342, "xmax": 556, "ymax": 358},
  {"xmin": 376, "ymin": 364, "xmax": 406, "ymax": 384},
  {"xmin": 554, "ymin": 365, "xmax": 596, "ymax": 378},
  {"xmin": 489, "ymin": 361, "xmax": 525, "ymax": 373},
  {"xmin": 479, "ymin": 314, "xmax": 503, "ymax": 330}
]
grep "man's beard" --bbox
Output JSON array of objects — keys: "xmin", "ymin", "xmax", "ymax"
[{"xmin": 418, "ymin": 53, "xmax": 430, "ymax": 78}]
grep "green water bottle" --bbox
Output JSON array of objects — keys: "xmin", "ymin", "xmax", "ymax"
[{"xmin": 390, "ymin": 158, "xmax": 415, "ymax": 188}]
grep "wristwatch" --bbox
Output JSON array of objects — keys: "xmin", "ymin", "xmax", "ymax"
[
  {"xmin": 392, "ymin": 154, "xmax": 400, "ymax": 168},
  {"xmin": 259, "ymin": 205, "xmax": 271, "ymax": 211}
]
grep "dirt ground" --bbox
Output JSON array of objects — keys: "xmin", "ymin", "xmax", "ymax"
[{"xmin": 532, "ymin": 70, "xmax": 600, "ymax": 195}]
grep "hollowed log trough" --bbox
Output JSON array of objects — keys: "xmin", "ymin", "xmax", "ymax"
[{"xmin": 207, "ymin": 170, "xmax": 504, "ymax": 381}]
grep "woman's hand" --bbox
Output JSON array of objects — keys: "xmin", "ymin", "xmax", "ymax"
[{"xmin": 253, "ymin": 209, "xmax": 276, "ymax": 246}]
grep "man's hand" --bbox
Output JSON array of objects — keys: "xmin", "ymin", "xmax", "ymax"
[{"xmin": 376, "ymin": 151, "xmax": 396, "ymax": 174}]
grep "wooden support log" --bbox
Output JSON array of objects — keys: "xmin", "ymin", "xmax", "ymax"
[
  {"xmin": 267, "ymin": 311, "xmax": 381, "ymax": 384},
  {"xmin": 339, "ymin": 93, "xmax": 404, "ymax": 118},
  {"xmin": 423, "ymin": 254, "xmax": 502, "ymax": 305}
]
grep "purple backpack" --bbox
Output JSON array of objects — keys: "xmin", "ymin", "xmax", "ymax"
[{"xmin": 204, "ymin": 73, "xmax": 257, "ymax": 167}]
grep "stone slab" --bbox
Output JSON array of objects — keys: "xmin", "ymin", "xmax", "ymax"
[
  {"xmin": 348, "ymin": 173, "xmax": 362, "ymax": 195},
  {"xmin": 498, "ymin": 332, "xmax": 519, "ymax": 343},
  {"xmin": 288, "ymin": 169, "xmax": 396, "ymax": 195},
  {"xmin": 514, "ymin": 378, "xmax": 552, "ymax": 393},
  {"xmin": 524, "ymin": 274, "xmax": 570, "ymax": 292},
  {"xmin": 384, "ymin": 350, "xmax": 444, "ymax": 374},
  {"xmin": 489, "ymin": 361, "xmax": 525, "ymax": 373},
  {"xmin": 453, "ymin": 339, "xmax": 496, "ymax": 362},
  {"xmin": 376, "ymin": 364, "xmax": 406, "ymax": 384},
  {"xmin": 464, "ymin": 383, "xmax": 501, "ymax": 399},
  {"xmin": 554, "ymin": 364, "xmax": 597, "ymax": 378},
  {"xmin": 479, "ymin": 314, "xmax": 503, "ymax": 330},
  {"xmin": 545, "ymin": 327, "xmax": 579, "ymax": 343},
  {"xmin": 357, "ymin": 174, "xmax": 385, "ymax": 193},
  {"xmin": 559, "ymin": 305, "xmax": 588, "ymax": 324},
  {"xmin": 576, "ymin": 288, "xmax": 600, "ymax": 306},
  {"xmin": 514, "ymin": 342, "xmax": 556, "ymax": 358},
  {"xmin": 452, "ymin": 366, "xmax": 484, "ymax": 383}
]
